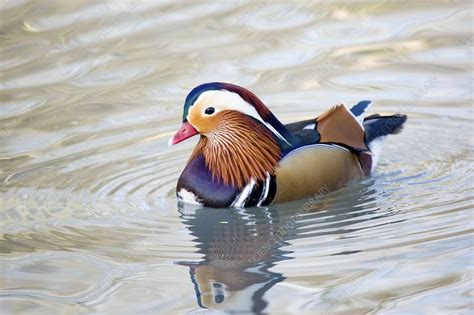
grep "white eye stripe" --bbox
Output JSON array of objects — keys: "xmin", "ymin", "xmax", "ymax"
[{"xmin": 193, "ymin": 90, "xmax": 290, "ymax": 145}]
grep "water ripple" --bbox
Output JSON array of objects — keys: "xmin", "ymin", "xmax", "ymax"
[{"xmin": 1, "ymin": 1, "xmax": 472, "ymax": 314}]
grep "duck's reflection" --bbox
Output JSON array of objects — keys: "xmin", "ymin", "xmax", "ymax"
[
  {"xmin": 175, "ymin": 180, "xmax": 396, "ymax": 312},
  {"xmin": 176, "ymin": 206, "xmax": 290, "ymax": 313}
]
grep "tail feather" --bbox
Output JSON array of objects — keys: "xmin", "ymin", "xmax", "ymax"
[
  {"xmin": 362, "ymin": 113, "xmax": 407, "ymax": 172},
  {"xmin": 364, "ymin": 114, "xmax": 407, "ymax": 144}
]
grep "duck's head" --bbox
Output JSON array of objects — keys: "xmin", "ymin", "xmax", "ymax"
[
  {"xmin": 169, "ymin": 82, "xmax": 293, "ymax": 188},
  {"xmin": 169, "ymin": 82, "xmax": 291, "ymax": 146}
]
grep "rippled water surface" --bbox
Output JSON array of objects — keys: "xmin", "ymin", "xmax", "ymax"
[{"xmin": 1, "ymin": 1, "xmax": 473, "ymax": 314}]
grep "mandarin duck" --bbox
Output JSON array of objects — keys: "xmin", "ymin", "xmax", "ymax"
[{"xmin": 170, "ymin": 82, "xmax": 407, "ymax": 208}]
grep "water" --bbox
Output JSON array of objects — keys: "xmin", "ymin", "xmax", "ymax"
[{"xmin": 1, "ymin": 1, "xmax": 473, "ymax": 314}]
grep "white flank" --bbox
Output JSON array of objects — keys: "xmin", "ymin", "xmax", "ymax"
[
  {"xmin": 368, "ymin": 136, "xmax": 386, "ymax": 172},
  {"xmin": 303, "ymin": 123, "xmax": 315, "ymax": 130},
  {"xmin": 194, "ymin": 90, "xmax": 291, "ymax": 145},
  {"xmin": 177, "ymin": 188, "xmax": 203, "ymax": 205},
  {"xmin": 231, "ymin": 178, "xmax": 256, "ymax": 208}
]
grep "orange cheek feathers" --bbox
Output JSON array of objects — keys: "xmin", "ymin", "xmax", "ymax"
[{"xmin": 188, "ymin": 107, "xmax": 220, "ymax": 134}]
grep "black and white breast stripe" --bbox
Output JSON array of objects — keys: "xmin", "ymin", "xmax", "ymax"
[{"xmin": 230, "ymin": 173, "xmax": 276, "ymax": 208}]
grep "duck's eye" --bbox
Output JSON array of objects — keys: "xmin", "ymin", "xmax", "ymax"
[{"xmin": 204, "ymin": 107, "xmax": 215, "ymax": 115}]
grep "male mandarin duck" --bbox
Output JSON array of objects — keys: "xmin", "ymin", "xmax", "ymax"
[{"xmin": 169, "ymin": 82, "xmax": 407, "ymax": 208}]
